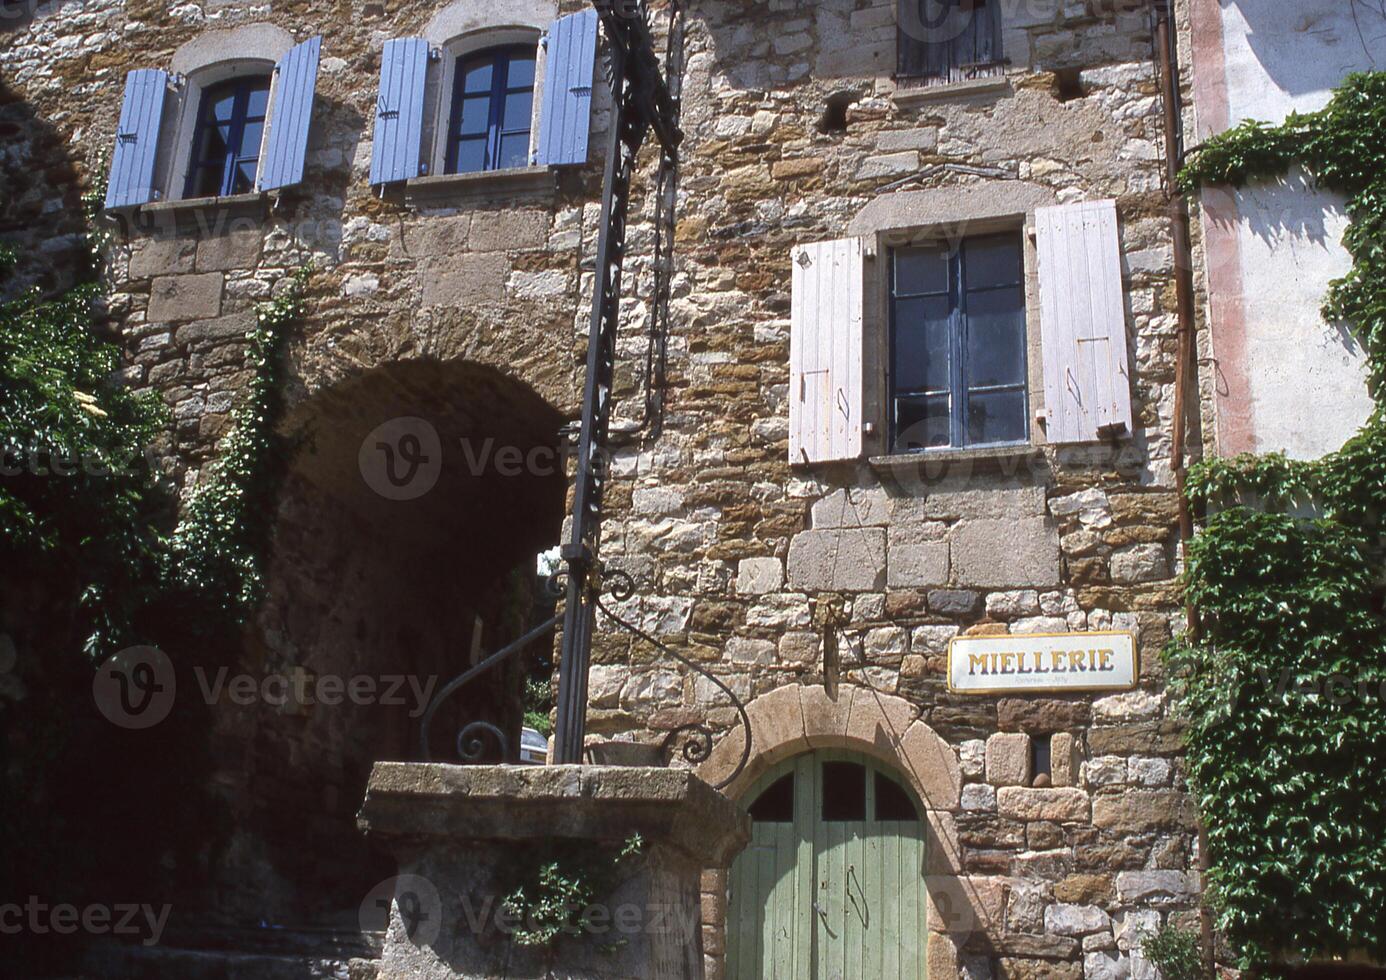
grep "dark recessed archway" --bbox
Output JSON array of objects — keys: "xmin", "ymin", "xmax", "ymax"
[{"xmin": 209, "ymin": 358, "xmax": 569, "ymax": 928}]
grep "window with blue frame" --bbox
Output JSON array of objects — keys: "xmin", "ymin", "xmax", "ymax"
[
  {"xmin": 185, "ymin": 75, "xmax": 271, "ymax": 199},
  {"xmin": 890, "ymin": 233, "xmax": 1029, "ymax": 452},
  {"xmin": 446, "ymin": 46, "xmax": 536, "ymax": 174}
]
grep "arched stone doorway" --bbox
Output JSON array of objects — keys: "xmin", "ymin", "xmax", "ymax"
[
  {"xmin": 726, "ymin": 748, "xmax": 929, "ymax": 979},
  {"xmin": 701, "ymin": 684, "xmax": 983, "ymax": 980},
  {"xmin": 209, "ymin": 358, "xmax": 569, "ymax": 928}
]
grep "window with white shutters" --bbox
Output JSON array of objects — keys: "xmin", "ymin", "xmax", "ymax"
[
  {"xmin": 1035, "ymin": 199, "xmax": 1134, "ymax": 444},
  {"xmin": 789, "ymin": 238, "xmax": 866, "ymax": 466}
]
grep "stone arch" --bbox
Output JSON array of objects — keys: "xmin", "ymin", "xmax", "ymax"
[{"xmin": 700, "ymin": 683, "xmax": 995, "ymax": 978}]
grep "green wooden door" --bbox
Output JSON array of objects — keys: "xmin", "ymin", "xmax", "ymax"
[{"xmin": 726, "ymin": 750, "xmax": 928, "ymax": 980}]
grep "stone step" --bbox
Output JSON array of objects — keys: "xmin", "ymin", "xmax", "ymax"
[{"xmin": 78, "ymin": 928, "xmax": 381, "ymax": 980}]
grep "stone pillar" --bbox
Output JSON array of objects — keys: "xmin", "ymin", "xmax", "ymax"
[{"xmin": 358, "ymin": 763, "xmax": 750, "ymax": 980}]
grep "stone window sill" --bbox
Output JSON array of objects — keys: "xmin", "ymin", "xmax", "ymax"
[
  {"xmin": 869, "ymin": 443, "xmax": 1042, "ymax": 479},
  {"xmin": 403, "ymin": 166, "xmax": 557, "ymax": 207},
  {"xmin": 892, "ymin": 74, "xmax": 1011, "ymax": 107},
  {"xmin": 134, "ymin": 192, "xmax": 269, "ymax": 231}
]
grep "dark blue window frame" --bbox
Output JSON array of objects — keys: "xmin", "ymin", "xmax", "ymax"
[
  {"xmin": 445, "ymin": 46, "xmax": 536, "ymax": 175},
  {"xmin": 185, "ymin": 75, "xmax": 271, "ymax": 199},
  {"xmin": 889, "ymin": 233, "xmax": 1029, "ymax": 452}
]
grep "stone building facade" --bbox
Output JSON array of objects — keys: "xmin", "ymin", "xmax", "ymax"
[{"xmin": 3, "ymin": 0, "xmax": 1210, "ymax": 977}]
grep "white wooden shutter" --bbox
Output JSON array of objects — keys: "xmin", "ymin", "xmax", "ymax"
[
  {"xmin": 1035, "ymin": 199, "xmax": 1134, "ymax": 443},
  {"xmin": 789, "ymin": 238, "xmax": 865, "ymax": 464}
]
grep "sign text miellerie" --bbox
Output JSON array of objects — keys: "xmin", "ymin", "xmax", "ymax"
[{"xmin": 948, "ymin": 631, "xmax": 1138, "ymax": 694}]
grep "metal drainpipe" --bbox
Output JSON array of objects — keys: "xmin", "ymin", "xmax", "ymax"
[{"xmin": 1153, "ymin": 1, "xmax": 1216, "ymax": 974}]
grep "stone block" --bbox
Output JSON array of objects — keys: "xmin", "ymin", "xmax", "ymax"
[
  {"xmin": 888, "ymin": 540, "xmax": 951, "ymax": 588},
  {"xmin": 844, "ymin": 685, "xmax": 917, "ymax": 746},
  {"xmin": 959, "ymin": 739, "xmax": 985, "ymax": 778},
  {"xmin": 735, "ymin": 556, "xmax": 784, "ymax": 595},
  {"xmin": 986, "ymin": 732, "xmax": 1032, "ymax": 787},
  {"xmin": 925, "ymin": 810, "xmax": 962, "ymax": 875},
  {"xmin": 927, "ymin": 875, "xmax": 1006, "ymax": 934},
  {"xmin": 951, "ymin": 517, "xmax": 1061, "ymax": 588},
  {"xmin": 468, "ymin": 209, "xmax": 549, "ymax": 250},
  {"xmin": 898, "ymin": 719, "xmax": 962, "ymax": 810},
  {"xmin": 173, "ymin": 310, "xmax": 254, "ymax": 345},
  {"xmin": 1092, "ymin": 790, "xmax": 1197, "ymax": 833},
  {"xmin": 961, "ymin": 783, "xmax": 996, "ymax": 812},
  {"xmin": 863, "ymin": 626, "xmax": 908, "ymax": 663},
  {"xmin": 787, "ymin": 528, "xmax": 886, "ymax": 591},
  {"xmin": 1110, "ymin": 544, "xmax": 1169, "ymax": 583},
  {"xmin": 129, "ymin": 236, "xmax": 194, "ymax": 278},
  {"xmin": 986, "ymin": 590, "xmax": 1041, "ymax": 618},
  {"xmin": 420, "ymin": 253, "xmax": 508, "ymax": 307},
  {"xmin": 400, "ymin": 214, "xmax": 471, "ymax": 256},
  {"xmin": 195, "ymin": 225, "xmax": 262, "ymax": 271},
  {"xmin": 778, "ymin": 631, "xmax": 819, "ymax": 665},
  {"xmin": 857, "ymin": 150, "xmax": 919, "ymax": 179},
  {"xmin": 725, "ymin": 637, "xmax": 774, "ymax": 666},
  {"xmin": 771, "ymin": 157, "xmax": 824, "ymax": 180},
  {"xmin": 998, "ymin": 698, "xmax": 1090, "ymax": 732},
  {"xmin": 1045, "ymin": 903, "xmax": 1111, "ymax": 937},
  {"xmin": 148, "ymin": 272, "xmax": 223, "ymax": 322},
  {"xmin": 876, "ymin": 127, "xmax": 940, "ymax": 152},
  {"xmin": 996, "ymin": 787, "xmax": 1090, "ymax": 823},
  {"xmin": 811, "ymin": 487, "xmax": 892, "ymax": 527},
  {"xmin": 1114, "ymin": 870, "xmax": 1197, "ymax": 903},
  {"xmin": 1084, "ymin": 950, "xmax": 1130, "ymax": 980},
  {"xmin": 743, "ymin": 684, "xmax": 807, "ymax": 762},
  {"xmin": 912, "ymin": 624, "xmax": 960, "ymax": 654},
  {"xmin": 1054, "ymin": 874, "xmax": 1114, "ymax": 905},
  {"xmin": 800, "ymin": 685, "xmax": 853, "ymax": 750},
  {"xmin": 928, "ymin": 589, "xmax": 979, "ymax": 615},
  {"xmin": 897, "ymin": 484, "xmax": 1047, "ymax": 522},
  {"xmin": 1051, "ymin": 732, "xmax": 1082, "ymax": 787}
]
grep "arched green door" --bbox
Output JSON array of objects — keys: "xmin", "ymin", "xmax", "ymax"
[{"xmin": 726, "ymin": 750, "xmax": 928, "ymax": 980}]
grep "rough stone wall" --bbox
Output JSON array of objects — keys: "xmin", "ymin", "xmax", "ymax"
[{"xmin": 2, "ymin": 0, "xmax": 1209, "ymax": 974}]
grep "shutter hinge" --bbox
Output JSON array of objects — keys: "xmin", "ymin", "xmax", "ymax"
[
  {"xmin": 429, "ymin": 47, "xmax": 442, "ymax": 62},
  {"xmin": 419, "ymin": 163, "xmax": 429, "ymax": 176},
  {"xmin": 540, "ymin": 34, "xmax": 549, "ymax": 50}
]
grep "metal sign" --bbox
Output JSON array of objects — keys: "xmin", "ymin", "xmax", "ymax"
[{"xmin": 947, "ymin": 631, "xmax": 1138, "ymax": 695}]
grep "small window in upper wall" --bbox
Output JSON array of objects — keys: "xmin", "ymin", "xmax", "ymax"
[
  {"xmin": 748, "ymin": 773, "xmax": 795, "ymax": 823},
  {"xmin": 874, "ymin": 771, "xmax": 921, "ymax": 822},
  {"xmin": 446, "ymin": 46, "xmax": 536, "ymax": 174},
  {"xmin": 890, "ymin": 232, "xmax": 1028, "ymax": 453},
  {"xmin": 897, "ymin": 0, "xmax": 1004, "ymax": 88},
  {"xmin": 821, "ymin": 761, "xmax": 867, "ymax": 821},
  {"xmin": 185, "ymin": 75, "xmax": 272, "ymax": 199}
]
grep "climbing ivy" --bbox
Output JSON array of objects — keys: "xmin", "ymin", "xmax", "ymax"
[
  {"xmin": 1169, "ymin": 72, "xmax": 1386, "ymax": 968},
  {"xmin": 0, "ymin": 164, "xmax": 309, "ymax": 655}
]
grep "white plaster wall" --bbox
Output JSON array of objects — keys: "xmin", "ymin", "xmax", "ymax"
[{"xmin": 1201, "ymin": 0, "xmax": 1385, "ymax": 459}]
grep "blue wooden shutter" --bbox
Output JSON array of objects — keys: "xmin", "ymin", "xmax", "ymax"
[
  {"xmin": 537, "ymin": 9, "xmax": 598, "ymax": 167},
  {"xmin": 370, "ymin": 38, "xmax": 429, "ymax": 185},
  {"xmin": 104, "ymin": 69, "xmax": 169, "ymax": 210},
  {"xmin": 258, "ymin": 35, "xmax": 322, "ymax": 192}
]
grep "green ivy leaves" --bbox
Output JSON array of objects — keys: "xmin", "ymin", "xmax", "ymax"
[{"xmin": 1173, "ymin": 71, "xmax": 1386, "ymax": 968}]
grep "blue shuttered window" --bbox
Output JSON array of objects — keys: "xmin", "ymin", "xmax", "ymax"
[
  {"xmin": 537, "ymin": 8, "xmax": 598, "ymax": 167},
  {"xmin": 185, "ymin": 76, "xmax": 271, "ymax": 199},
  {"xmin": 370, "ymin": 37, "xmax": 429, "ymax": 185},
  {"xmin": 890, "ymin": 233, "xmax": 1029, "ymax": 452},
  {"xmin": 445, "ymin": 46, "xmax": 536, "ymax": 174},
  {"xmin": 258, "ymin": 35, "xmax": 322, "ymax": 192},
  {"xmin": 105, "ymin": 69, "xmax": 169, "ymax": 210}
]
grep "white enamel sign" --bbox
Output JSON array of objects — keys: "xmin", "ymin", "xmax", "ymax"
[{"xmin": 947, "ymin": 632, "xmax": 1138, "ymax": 695}]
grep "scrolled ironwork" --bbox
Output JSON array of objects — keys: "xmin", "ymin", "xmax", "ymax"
[
  {"xmin": 595, "ymin": 594, "xmax": 751, "ymax": 791},
  {"xmin": 456, "ymin": 721, "xmax": 508, "ymax": 763}
]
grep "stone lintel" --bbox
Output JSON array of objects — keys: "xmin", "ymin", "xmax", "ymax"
[{"xmin": 359, "ymin": 763, "xmax": 750, "ymax": 869}]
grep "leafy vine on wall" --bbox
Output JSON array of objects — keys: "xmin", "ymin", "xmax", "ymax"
[{"xmin": 1170, "ymin": 72, "xmax": 1386, "ymax": 968}]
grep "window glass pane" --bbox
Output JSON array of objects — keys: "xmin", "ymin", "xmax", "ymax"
[
  {"xmin": 964, "ymin": 235, "xmax": 1023, "ymax": 290},
  {"xmin": 893, "ymin": 296, "xmax": 950, "ymax": 393},
  {"xmin": 231, "ymin": 161, "xmax": 256, "ymax": 194},
  {"xmin": 895, "ymin": 394, "xmax": 951, "ymax": 452},
  {"xmin": 198, "ymin": 125, "xmax": 231, "ymax": 166},
  {"xmin": 966, "ymin": 389, "xmax": 1027, "ymax": 445},
  {"xmin": 452, "ymin": 137, "xmax": 487, "ymax": 174},
  {"xmin": 747, "ymin": 773, "xmax": 794, "ymax": 823},
  {"xmin": 894, "ymin": 247, "xmax": 949, "ymax": 296},
  {"xmin": 462, "ymin": 59, "xmax": 494, "ymax": 94},
  {"xmin": 458, "ymin": 96, "xmax": 491, "ymax": 136},
  {"xmin": 238, "ymin": 121, "xmax": 264, "ymax": 157},
  {"xmin": 821, "ymin": 761, "xmax": 866, "ymax": 821},
  {"xmin": 502, "ymin": 90, "xmax": 533, "ymax": 130},
  {"xmin": 506, "ymin": 54, "xmax": 536, "ymax": 90},
  {"xmin": 209, "ymin": 91, "xmax": 237, "ymax": 123},
  {"xmin": 874, "ymin": 771, "xmax": 919, "ymax": 822},
  {"xmin": 245, "ymin": 83, "xmax": 270, "ymax": 118},
  {"xmin": 965, "ymin": 286, "xmax": 1026, "ymax": 389},
  {"xmin": 498, "ymin": 132, "xmax": 530, "ymax": 170}
]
